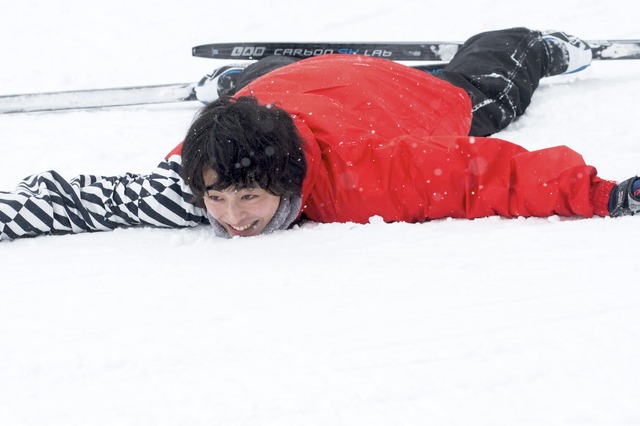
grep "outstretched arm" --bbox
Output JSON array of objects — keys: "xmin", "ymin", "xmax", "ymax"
[{"xmin": 0, "ymin": 155, "xmax": 207, "ymax": 241}]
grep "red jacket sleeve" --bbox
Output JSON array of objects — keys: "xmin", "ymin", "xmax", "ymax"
[{"xmin": 298, "ymin": 135, "xmax": 603, "ymax": 223}]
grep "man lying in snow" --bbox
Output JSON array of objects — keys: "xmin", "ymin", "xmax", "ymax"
[{"xmin": 1, "ymin": 27, "xmax": 637, "ymax": 240}]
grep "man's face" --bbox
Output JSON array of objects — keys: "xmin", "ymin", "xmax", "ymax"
[{"xmin": 202, "ymin": 169, "xmax": 281, "ymax": 237}]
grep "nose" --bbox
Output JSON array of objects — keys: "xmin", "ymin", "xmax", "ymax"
[{"xmin": 224, "ymin": 200, "xmax": 247, "ymax": 224}]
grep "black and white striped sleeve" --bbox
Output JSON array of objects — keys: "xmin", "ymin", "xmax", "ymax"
[{"xmin": 0, "ymin": 155, "xmax": 208, "ymax": 241}]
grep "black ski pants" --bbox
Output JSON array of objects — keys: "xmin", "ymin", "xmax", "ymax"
[{"xmin": 225, "ymin": 27, "xmax": 552, "ymax": 137}]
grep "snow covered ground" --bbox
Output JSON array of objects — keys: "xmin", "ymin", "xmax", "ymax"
[{"xmin": 1, "ymin": 0, "xmax": 640, "ymax": 424}]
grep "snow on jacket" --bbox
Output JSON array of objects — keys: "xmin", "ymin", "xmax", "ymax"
[{"xmin": 175, "ymin": 55, "xmax": 607, "ymax": 223}]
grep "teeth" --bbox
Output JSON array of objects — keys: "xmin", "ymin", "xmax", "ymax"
[{"xmin": 230, "ymin": 222, "xmax": 255, "ymax": 231}]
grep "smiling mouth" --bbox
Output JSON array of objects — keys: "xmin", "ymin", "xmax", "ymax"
[{"xmin": 228, "ymin": 220, "xmax": 258, "ymax": 233}]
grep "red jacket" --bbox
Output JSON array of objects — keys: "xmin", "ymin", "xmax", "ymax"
[
  {"xmin": 237, "ymin": 55, "xmax": 608, "ymax": 222},
  {"xmin": 171, "ymin": 55, "xmax": 610, "ymax": 223}
]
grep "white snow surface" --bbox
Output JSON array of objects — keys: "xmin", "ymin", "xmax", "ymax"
[{"xmin": 2, "ymin": 1, "xmax": 640, "ymax": 425}]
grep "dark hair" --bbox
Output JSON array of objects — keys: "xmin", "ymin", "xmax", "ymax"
[{"xmin": 181, "ymin": 96, "xmax": 307, "ymax": 207}]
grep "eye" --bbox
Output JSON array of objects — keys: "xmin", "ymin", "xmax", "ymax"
[
  {"xmin": 206, "ymin": 194, "xmax": 223, "ymax": 202},
  {"xmin": 241, "ymin": 194, "xmax": 258, "ymax": 200}
]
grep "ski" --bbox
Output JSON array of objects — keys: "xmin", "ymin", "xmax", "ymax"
[
  {"xmin": 192, "ymin": 39, "xmax": 640, "ymax": 61},
  {"xmin": 590, "ymin": 40, "xmax": 640, "ymax": 60},
  {"xmin": 0, "ymin": 82, "xmax": 198, "ymax": 114},
  {"xmin": 0, "ymin": 65, "xmax": 444, "ymax": 115},
  {"xmin": 193, "ymin": 41, "xmax": 462, "ymax": 62}
]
